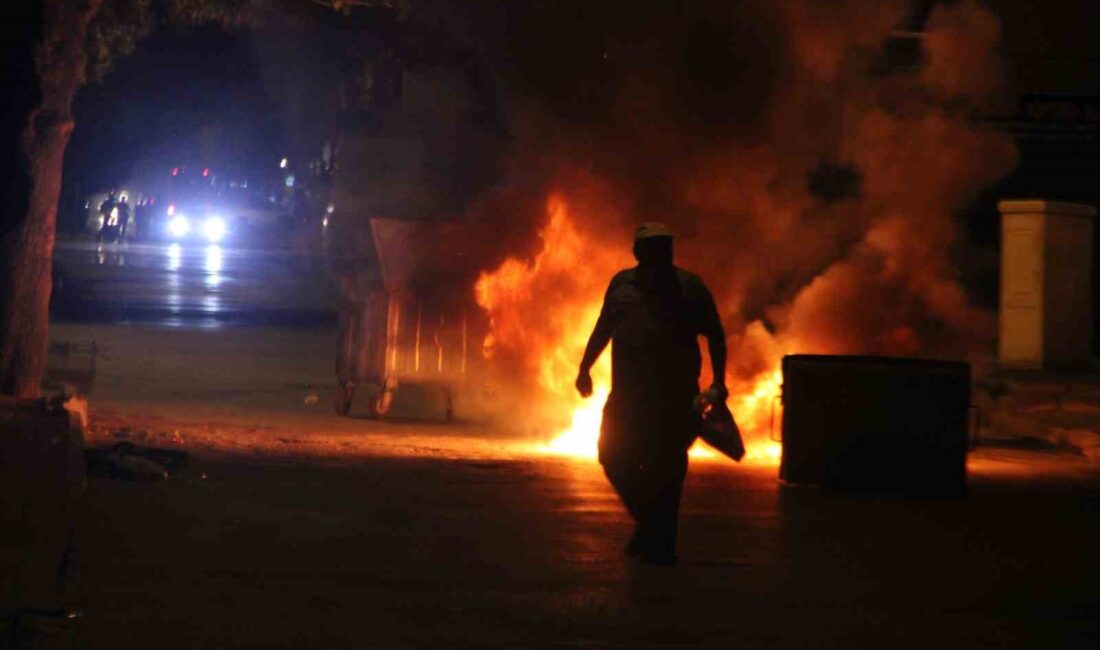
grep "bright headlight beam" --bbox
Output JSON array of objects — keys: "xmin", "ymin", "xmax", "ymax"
[
  {"xmin": 202, "ymin": 216, "xmax": 227, "ymax": 243},
  {"xmin": 168, "ymin": 215, "xmax": 190, "ymax": 238}
]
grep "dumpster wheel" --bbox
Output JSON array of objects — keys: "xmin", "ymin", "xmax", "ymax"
[
  {"xmin": 334, "ymin": 382, "xmax": 356, "ymax": 417},
  {"xmin": 371, "ymin": 378, "xmax": 398, "ymax": 418}
]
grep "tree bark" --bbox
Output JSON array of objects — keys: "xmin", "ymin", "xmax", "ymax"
[{"xmin": 0, "ymin": 0, "xmax": 101, "ymax": 398}]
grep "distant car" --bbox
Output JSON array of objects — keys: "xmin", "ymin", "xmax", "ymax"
[
  {"xmin": 160, "ymin": 201, "xmax": 230, "ymax": 244},
  {"xmin": 156, "ymin": 165, "xmax": 292, "ymax": 246}
]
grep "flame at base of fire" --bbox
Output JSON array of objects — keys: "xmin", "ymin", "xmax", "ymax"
[
  {"xmin": 537, "ymin": 386, "xmax": 783, "ymax": 465},
  {"xmin": 540, "ymin": 388, "xmax": 608, "ymax": 459}
]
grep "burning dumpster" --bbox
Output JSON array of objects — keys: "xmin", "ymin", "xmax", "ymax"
[
  {"xmin": 779, "ymin": 355, "xmax": 972, "ymax": 494},
  {"xmin": 333, "ymin": 218, "xmax": 476, "ymax": 419}
]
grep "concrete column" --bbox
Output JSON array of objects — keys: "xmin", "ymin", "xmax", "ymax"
[{"xmin": 998, "ymin": 200, "xmax": 1097, "ymax": 369}]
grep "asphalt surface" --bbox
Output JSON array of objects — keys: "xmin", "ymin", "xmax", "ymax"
[
  {"xmin": 42, "ymin": 240, "xmax": 1100, "ymax": 649},
  {"xmin": 51, "ymin": 238, "xmax": 337, "ymax": 328},
  {"xmin": 69, "ymin": 450, "xmax": 1097, "ymax": 649}
]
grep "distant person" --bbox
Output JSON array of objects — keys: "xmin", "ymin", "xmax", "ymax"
[
  {"xmin": 116, "ymin": 196, "xmax": 131, "ymax": 240},
  {"xmin": 98, "ymin": 192, "xmax": 116, "ymax": 228},
  {"xmin": 575, "ymin": 222, "xmax": 727, "ymax": 566}
]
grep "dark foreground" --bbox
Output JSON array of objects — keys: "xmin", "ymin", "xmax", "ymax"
[{"xmin": 60, "ymin": 449, "xmax": 1100, "ymax": 649}]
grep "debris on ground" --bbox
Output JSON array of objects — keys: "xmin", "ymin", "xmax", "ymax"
[
  {"xmin": 91, "ymin": 423, "xmax": 190, "ymax": 449},
  {"xmin": 85, "ymin": 441, "xmax": 188, "ymax": 481},
  {"xmin": 116, "ymin": 455, "xmax": 168, "ymax": 481},
  {"xmin": 107, "ymin": 426, "xmax": 148, "ymax": 442},
  {"xmin": 974, "ymin": 370, "xmax": 1100, "ymax": 460}
]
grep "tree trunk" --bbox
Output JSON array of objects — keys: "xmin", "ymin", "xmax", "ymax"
[{"xmin": 0, "ymin": 0, "xmax": 101, "ymax": 398}]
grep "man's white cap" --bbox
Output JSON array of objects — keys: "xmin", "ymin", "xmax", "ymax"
[{"xmin": 634, "ymin": 222, "xmax": 673, "ymax": 241}]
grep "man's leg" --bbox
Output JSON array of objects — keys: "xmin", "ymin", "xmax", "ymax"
[
  {"xmin": 600, "ymin": 448, "xmax": 651, "ymax": 558},
  {"xmin": 601, "ymin": 454, "xmax": 644, "ymax": 521},
  {"xmin": 634, "ymin": 449, "xmax": 689, "ymax": 564}
]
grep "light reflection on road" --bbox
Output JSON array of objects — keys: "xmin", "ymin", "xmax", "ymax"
[
  {"xmin": 53, "ymin": 239, "xmax": 335, "ymax": 328},
  {"xmin": 204, "ymin": 245, "xmax": 222, "ymax": 274},
  {"xmin": 204, "ymin": 245, "xmax": 223, "ymax": 293},
  {"xmin": 164, "ymin": 243, "xmax": 182, "ymax": 316},
  {"xmin": 166, "ymin": 243, "xmax": 182, "ymax": 272}
]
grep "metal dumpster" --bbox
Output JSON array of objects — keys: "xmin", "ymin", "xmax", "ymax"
[
  {"xmin": 333, "ymin": 218, "xmax": 476, "ymax": 418},
  {"xmin": 779, "ymin": 355, "xmax": 971, "ymax": 494}
]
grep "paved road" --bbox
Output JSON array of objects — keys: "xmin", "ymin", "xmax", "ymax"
[
  {"xmin": 68, "ymin": 450, "xmax": 1098, "ymax": 649},
  {"xmin": 52, "ymin": 239, "xmax": 337, "ymax": 328}
]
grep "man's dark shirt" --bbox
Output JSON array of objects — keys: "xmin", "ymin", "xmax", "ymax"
[{"xmin": 593, "ymin": 265, "xmax": 723, "ymax": 457}]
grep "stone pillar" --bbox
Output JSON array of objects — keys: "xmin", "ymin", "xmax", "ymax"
[{"xmin": 998, "ymin": 200, "xmax": 1097, "ymax": 369}]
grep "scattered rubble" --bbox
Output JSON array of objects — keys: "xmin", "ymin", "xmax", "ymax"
[
  {"xmin": 975, "ymin": 370, "xmax": 1100, "ymax": 459},
  {"xmin": 89, "ymin": 423, "xmax": 190, "ymax": 449},
  {"xmin": 84, "ymin": 441, "xmax": 188, "ymax": 481}
]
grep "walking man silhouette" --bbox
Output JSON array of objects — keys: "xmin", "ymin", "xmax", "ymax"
[{"xmin": 576, "ymin": 222, "xmax": 727, "ymax": 565}]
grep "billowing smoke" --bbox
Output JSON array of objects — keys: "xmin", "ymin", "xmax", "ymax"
[{"xmin": 445, "ymin": 1, "xmax": 1017, "ymax": 443}]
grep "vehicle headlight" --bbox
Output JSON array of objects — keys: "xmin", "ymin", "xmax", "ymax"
[
  {"xmin": 202, "ymin": 216, "xmax": 227, "ymax": 242},
  {"xmin": 168, "ymin": 214, "xmax": 190, "ymax": 238}
]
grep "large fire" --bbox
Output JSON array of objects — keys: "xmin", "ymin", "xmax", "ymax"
[
  {"xmin": 459, "ymin": 0, "xmax": 1014, "ymax": 468},
  {"xmin": 475, "ymin": 197, "xmax": 784, "ymax": 464}
]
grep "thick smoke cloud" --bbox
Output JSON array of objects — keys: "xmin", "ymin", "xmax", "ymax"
[
  {"xmin": 440, "ymin": 0, "xmax": 1017, "ymax": 439},
  {"xmin": 922, "ymin": 0, "xmax": 1009, "ymax": 106}
]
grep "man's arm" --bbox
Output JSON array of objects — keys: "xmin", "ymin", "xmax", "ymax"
[
  {"xmin": 579, "ymin": 310, "xmax": 613, "ymax": 368},
  {"xmin": 576, "ymin": 281, "xmax": 619, "ymax": 398}
]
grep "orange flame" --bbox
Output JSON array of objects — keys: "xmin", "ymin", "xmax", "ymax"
[{"xmin": 476, "ymin": 196, "xmax": 783, "ymax": 464}]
